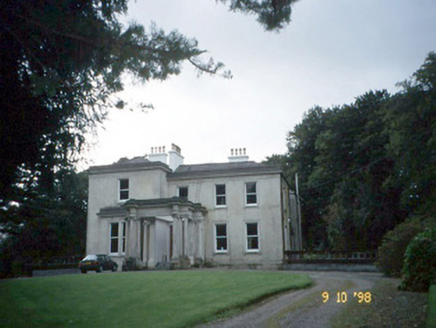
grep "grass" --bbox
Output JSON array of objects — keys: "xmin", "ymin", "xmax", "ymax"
[
  {"xmin": 428, "ymin": 285, "xmax": 436, "ymax": 328},
  {"xmin": 330, "ymin": 278, "xmax": 428, "ymax": 328},
  {"xmin": 0, "ymin": 270, "xmax": 311, "ymax": 328}
]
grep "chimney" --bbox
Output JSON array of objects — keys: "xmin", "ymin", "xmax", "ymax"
[
  {"xmin": 168, "ymin": 143, "xmax": 184, "ymax": 171},
  {"xmin": 228, "ymin": 148, "xmax": 249, "ymax": 162},
  {"xmin": 147, "ymin": 144, "xmax": 184, "ymax": 171},
  {"xmin": 148, "ymin": 146, "xmax": 168, "ymax": 165}
]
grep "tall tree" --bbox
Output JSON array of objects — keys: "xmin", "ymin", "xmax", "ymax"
[
  {"xmin": 275, "ymin": 53, "xmax": 436, "ymax": 251},
  {"xmin": 0, "ymin": 0, "xmax": 296, "ymax": 227},
  {"xmin": 384, "ymin": 52, "xmax": 436, "ymax": 217},
  {"xmin": 218, "ymin": 0, "xmax": 298, "ymax": 31},
  {"xmin": 0, "ymin": 169, "xmax": 88, "ymax": 277}
]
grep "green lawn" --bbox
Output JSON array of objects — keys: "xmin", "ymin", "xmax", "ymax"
[
  {"xmin": 428, "ymin": 285, "xmax": 436, "ymax": 328},
  {"xmin": 0, "ymin": 270, "xmax": 311, "ymax": 327}
]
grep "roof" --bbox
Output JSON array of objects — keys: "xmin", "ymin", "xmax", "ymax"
[
  {"xmin": 124, "ymin": 197, "xmax": 206, "ymax": 212},
  {"xmin": 88, "ymin": 156, "xmax": 282, "ymax": 180},
  {"xmin": 168, "ymin": 161, "xmax": 282, "ymax": 180},
  {"xmin": 97, "ymin": 206, "xmax": 127, "ymax": 218},
  {"xmin": 88, "ymin": 156, "xmax": 170, "ymax": 175},
  {"xmin": 97, "ymin": 197, "xmax": 207, "ymax": 217}
]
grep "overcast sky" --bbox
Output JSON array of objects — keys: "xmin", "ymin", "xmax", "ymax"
[{"xmin": 84, "ymin": 0, "xmax": 436, "ymax": 168}]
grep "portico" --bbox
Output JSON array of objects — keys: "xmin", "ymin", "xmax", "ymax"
[{"xmin": 121, "ymin": 197, "xmax": 207, "ymax": 268}]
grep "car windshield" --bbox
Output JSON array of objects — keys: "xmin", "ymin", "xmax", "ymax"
[{"xmin": 82, "ymin": 255, "xmax": 97, "ymax": 261}]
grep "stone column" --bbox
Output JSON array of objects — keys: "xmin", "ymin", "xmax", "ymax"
[
  {"xmin": 125, "ymin": 218, "xmax": 131, "ymax": 258},
  {"xmin": 127, "ymin": 207, "xmax": 138, "ymax": 259},
  {"xmin": 181, "ymin": 217, "xmax": 187, "ymax": 258},
  {"xmin": 142, "ymin": 220, "xmax": 148, "ymax": 265},
  {"xmin": 148, "ymin": 219, "xmax": 156, "ymax": 267},
  {"xmin": 195, "ymin": 212, "xmax": 204, "ymax": 260}
]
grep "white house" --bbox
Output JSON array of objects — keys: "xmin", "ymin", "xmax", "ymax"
[{"xmin": 86, "ymin": 144, "xmax": 302, "ymax": 269}]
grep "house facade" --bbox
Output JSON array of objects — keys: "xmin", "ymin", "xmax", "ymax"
[{"xmin": 86, "ymin": 145, "xmax": 302, "ymax": 269}]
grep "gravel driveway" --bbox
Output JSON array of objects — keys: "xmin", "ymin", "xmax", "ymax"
[{"xmin": 197, "ymin": 271, "xmax": 384, "ymax": 328}]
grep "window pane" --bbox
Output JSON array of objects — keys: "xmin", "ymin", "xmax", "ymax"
[
  {"xmin": 111, "ymin": 223, "xmax": 119, "ymax": 237},
  {"xmin": 247, "ymin": 194, "xmax": 257, "ymax": 204},
  {"xmin": 216, "ymin": 224, "xmax": 227, "ymax": 236},
  {"xmin": 246, "ymin": 182, "xmax": 256, "ymax": 193},
  {"xmin": 111, "ymin": 239, "xmax": 118, "ymax": 253},
  {"xmin": 120, "ymin": 179, "xmax": 129, "ymax": 190},
  {"xmin": 120, "ymin": 190, "xmax": 129, "ymax": 200},
  {"xmin": 121, "ymin": 222, "xmax": 126, "ymax": 237},
  {"xmin": 216, "ymin": 196, "xmax": 226, "ymax": 206},
  {"xmin": 217, "ymin": 238, "xmax": 227, "ymax": 251},
  {"xmin": 179, "ymin": 187, "xmax": 188, "ymax": 198},
  {"xmin": 121, "ymin": 222, "xmax": 126, "ymax": 253},
  {"xmin": 247, "ymin": 237, "xmax": 259, "ymax": 250},
  {"xmin": 247, "ymin": 223, "xmax": 258, "ymax": 236},
  {"xmin": 216, "ymin": 184, "xmax": 226, "ymax": 195}
]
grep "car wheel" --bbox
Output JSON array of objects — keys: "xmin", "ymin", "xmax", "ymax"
[
  {"xmin": 81, "ymin": 270, "xmax": 87, "ymax": 274},
  {"xmin": 112, "ymin": 265, "xmax": 118, "ymax": 272},
  {"xmin": 97, "ymin": 265, "xmax": 103, "ymax": 273}
]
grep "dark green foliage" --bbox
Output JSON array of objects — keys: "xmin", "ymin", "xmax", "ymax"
[
  {"xmin": 273, "ymin": 52, "xmax": 436, "ymax": 251},
  {"xmin": 218, "ymin": 0, "xmax": 298, "ymax": 31},
  {"xmin": 376, "ymin": 216, "xmax": 433, "ymax": 277},
  {"xmin": 428, "ymin": 285, "xmax": 436, "ymax": 327},
  {"xmin": 122, "ymin": 257, "xmax": 142, "ymax": 271},
  {"xmin": 0, "ymin": 0, "xmax": 225, "ymax": 207},
  {"xmin": 0, "ymin": 169, "xmax": 87, "ymax": 278},
  {"xmin": 400, "ymin": 228, "xmax": 436, "ymax": 292}
]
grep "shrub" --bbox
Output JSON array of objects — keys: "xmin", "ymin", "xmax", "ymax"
[
  {"xmin": 376, "ymin": 216, "xmax": 434, "ymax": 277},
  {"xmin": 122, "ymin": 257, "xmax": 142, "ymax": 271},
  {"xmin": 400, "ymin": 228, "xmax": 436, "ymax": 292}
]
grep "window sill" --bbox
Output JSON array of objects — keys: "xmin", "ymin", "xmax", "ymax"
[
  {"xmin": 215, "ymin": 205, "xmax": 227, "ymax": 209},
  {"xmin": 245, "ymin": 204, "xmax": 258, "ymax": 208},
  {"xmin": 245, "ymin": 250, "xmax": 260, "ymax": 254},
  {"xmin": 214, "ymin": 251, "xmax": 228, "ymax": 255}
]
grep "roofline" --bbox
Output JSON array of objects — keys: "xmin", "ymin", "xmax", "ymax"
[
  {"xmin": 167, "ymin": 167, "xmax": 282, "ymax": 181},
  {"xmin": 88, "ymin": 161, "xmax": 171, "ymax": 175},
  {"xmin": 124, "ymin": 197, "xmax": 207, "ymax": 213}
]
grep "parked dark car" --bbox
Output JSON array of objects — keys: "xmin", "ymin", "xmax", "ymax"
[{"xmin": 79, "ymin": 254, "xmax": 118, "ymax": 274}]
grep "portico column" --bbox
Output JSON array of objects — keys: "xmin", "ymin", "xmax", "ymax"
[
  {"xmin": 127, "ymin": 207, "xmax": 139, "ymax": 259},
  {"xmin": 125, "ymin": 218, "xmax": 131, "ymax": 258},
  {"xmin": 142, "ymin": 220, "xmax": 149, "ymax": 267},
  {"xmin": 196, "ymin": 213, "xmax": 204, "ymax": 260},
  {"xmin": 148, "ymin": 219, "xmax": 156, "ymax": 267},
  {"xmin": 181, "ymin": 217, "xmax": 187, "ymax": 258}
]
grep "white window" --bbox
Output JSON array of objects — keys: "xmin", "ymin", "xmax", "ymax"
[
  {"xmin": 110, "ymin": 222, "xmax": 126, "ymax": 254},
  {"xmin": 215, "ymin": 184, "xmax": 226, "ymax": 207},
  {"xmin": 245, "ymin": 182, "xmax": 257, "ymax": 205},
  {"xmin": 215, "ymin": 223, "xmax": 228, "ymax": 253},
  {"xmin": 119, "ymin": 179, "xmax": 129, "ymax": 201},
  {"xmin": 246, "ymin": 223, "xmax": 259, "ymax": 252},
  {"xmin": 178, "ymin": 186, "xmax": 188, "ymax": 199}
]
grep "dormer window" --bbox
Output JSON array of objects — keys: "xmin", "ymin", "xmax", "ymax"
[{"xmin": 119, "ymin": 179, "xmax": 129, "ymax": 201}]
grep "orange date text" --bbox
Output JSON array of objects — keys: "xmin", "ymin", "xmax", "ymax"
[{"xmin": 321, "ymin": 291, "xmax": 372, "ymax": 303}]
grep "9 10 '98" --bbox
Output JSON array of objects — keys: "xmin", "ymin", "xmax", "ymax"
[{"xmin": 321, "ymin": 291, "xmax": 372, "ymax": 303}]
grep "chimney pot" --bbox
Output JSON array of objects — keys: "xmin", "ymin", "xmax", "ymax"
[{"xmin": 228, "ymin": 147, "xmax": 249, "ymax": 162}]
